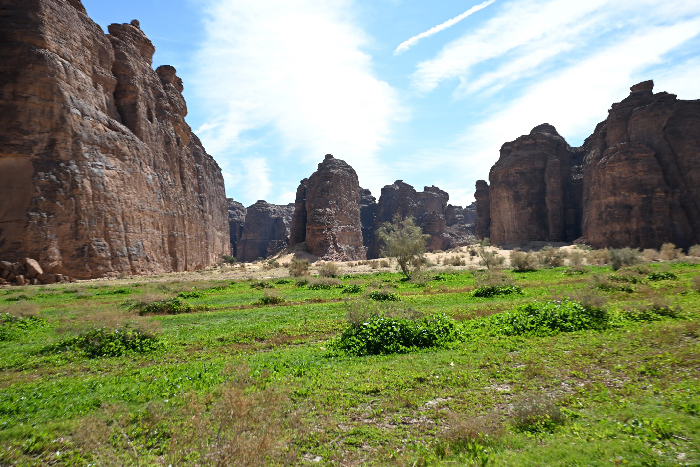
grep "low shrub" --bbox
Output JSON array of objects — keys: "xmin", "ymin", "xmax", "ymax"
[
  {"xmin": 609, "ymin": 273, "xmax": 643, "ymax": 284},
  {"xmin": 294, "ymin": 278, "xmax": 309, "ymax": 287},
  {"xmin": 306, "ymin": 277, "xmax": 341, "ymax": 290},
  {"xmin": 288, "ymin": 258, "xmax": 309, "ymax": 277},
  {"xmin": 137, "ymin": 298, "xmax": 194, "ymax": 315},
  {"xmin": 256, "ymin": 292, "xmax": 284, "ymax": 306},
  {"xmin": 594, "ymin": 277, "xmax": 634, "ymax": 293},
  {"xmin": 317, "ymin": 262, "xmax": 339, "ymax": 278},
  {"xmin": 0, "ymin": 313, "xmax": 47, "ymax": 341},
  {"xmin": 342, "ymin": 284, "xmax": 363, "ymax": 294},
  {"xmin": 510, "ymin": 250, "xmax": 538, "ymax": 272},
  {"xmin": 177, "ymin": 290, "xmax": 204, "ymax": 299},
  {"xmin": 512, "ymin": 396, "xmax": 565, "ymax": 435},
  {"xmin": 647, "ymin": 271, "xmax": 678, "ymax": 281},
  {"xmin": 379, "ymin": 259, "xmax": 391, "ymax": 268},
  {"xmin": 478, "ymin": 247, "xmax": 504, "ymax": 270},
  {"xmin": 95, "ymin": 287, "xmax": 134, "ymax": 296},
  {"xmin": 249, "ymin": 281, "xmax": 274, "ymax": 289},
  {"xmin": 563, "ymin": 266, "xmax": 587, "ymax": 276},
  {"xmin": 222, "ymin": 255, "xmax": 237, "ymax": 264},
  {"xmin": 446, "ymin": 256, "xmax": 466, "ymax": 267},
  {"xmin": 643, "ymin": 249, "xmax": 660, "ymax": 262},
  {"xmin": 688, "ymin": 245, "xmax": 700, "ymax": 257},
  {"xmin": 275, "ymin": 278, "xmax": 292, "ymax": 285},
  {"xmin": 568, "ymin": 250, "xmax": 585, "ymax": 267},
  {"xmin": 464, "ymin": 299, "xmax": 608, "ymax": 337},
  {"xmin": 368, "ymin": 290, "xmax": 400, "ymax": 301},
  {"xmin": 44, "ymin": 325, "xmax": 163, "ymax": 358},
  {"xmin": 622, "ymin": 300, "xmax": 682, "ymax": 322},
  {"xmin": 333, "ymin": 313, "xmax": 461, "ymax": 356},
  {"xmin": 537, "ymin": 246, "xmax": 566, "ymax": 268},
  {"xmin": 660, "ymin": 243, "xmax": 681, "ymax": 260},
  {"xmin": 471, "ymin": 284, "xmax": 523, "ymax": 298},
  {"xmin": 609, "ymin": 247, "xmax": 640, "ymax": 271},
  {"xmin": 587, "ymin": 248, "xmax": 609, "ymax": 265}
]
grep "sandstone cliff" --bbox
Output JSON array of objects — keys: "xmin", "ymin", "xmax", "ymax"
[
  {"xmin": 360, "ymin": 188, "xmax": 377, "ymax": 250},
  {"xmin": 236, "ymin": 201, "xmax": 294, "ymax": 262},
  {"xmin": 227, "ymin": 199, "xmax": 246, "ymax": 258},
  {"xmin": 477, "ymin": 81, "xmax": 700, "ymax": 250},
  {"xmin": 0, "ymin": 0, "xmax": 229, "ymax": 278},
  {"xmin": 290, "ymin": 155, "xmax": 366, "ymax": 261}
]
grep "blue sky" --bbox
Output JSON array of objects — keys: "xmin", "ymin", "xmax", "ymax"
[{"xmin": 82, "ymin": 0, "xmax": 700, "ymax": 208}]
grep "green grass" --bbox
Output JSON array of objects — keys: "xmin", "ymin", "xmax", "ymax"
[{"xmin": 0, "ymin": 262, "xmax": 698, "ymax": 465}]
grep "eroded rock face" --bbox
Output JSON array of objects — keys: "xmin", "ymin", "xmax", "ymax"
[
  {"xmin": 227, "ymin": 199, "xmax": 246, "ymax": 257},
  {"xmin": 369, "ymin": 181, "xmax": 449, "ymax": 258},
  {"xmin": 236, "ymin": 201, "xmax": 293, "ymax": 262},
  {"xmin": 289, "ymin": 179, "xmax": 308, "ymax": 246},
  {"xmin": 0, "ymin": 0, "xmax": 229, "ymax": 278},
  {"xmin": 582, "ymin": 82, "xmax": 700, "ymax": 249},
  {"xmin": 474, "ymin": 180, "xmax": 491, "ymax": 240},
  {"xmin": 291, "ymin": 155, "xmax": 366, "ymax": 261},
  {"xmin": 360, "ymin": 188, "xmax": 377, "ymax": 250}
]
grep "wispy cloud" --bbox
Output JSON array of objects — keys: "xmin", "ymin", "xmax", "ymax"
[
  {"xmin": 192, "ymin": 0, "xmax": 403, "ymax": 205},
  {"xmin": 393, "ymin": 0, "xmax": 496, "ymax": 56}
]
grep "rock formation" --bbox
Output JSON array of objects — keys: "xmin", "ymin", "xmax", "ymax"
[
  {"xmin": 474, "ymin": 181, "xmax": 491, "ymax": 240},
  {"xmin": 477, "ymin": 81, "xmax": 700, "ymax": 250},
  {"xmin": 369, "ymin": 181, "xmax": 450, "ymax": 258},
  {"xmin": 487, "ymin": 124, "xmax": 584, "ymax": 245},
  {"xmin": 0, "ymin": 0, "xmax": 229, "ymax": 278},
  {"xmin": 236, "ymin": 201, "xmax": 294, "ymax": 262},
  {"xmin": 290, "ymin": 155, "xmax": 366, "ymax": 261},
  {"xmin": 0, "ymin": 258, "xmax": 74, "ymax": 286},
  {"xmin": 360, "ymin": 188, "xmax": 377, "ymax": 250},
  {"xmin": 227, "ymin": 199, "xmax": 246, "ymax": 258}
]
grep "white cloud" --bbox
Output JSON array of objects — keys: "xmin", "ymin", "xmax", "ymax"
[
  {"xmin": 192, "ymin": 0, "xmax": 403, "ymax": 204},
  {"xmin": 393, "ymin": 0, "xmax": 496, "ymax": 56}
]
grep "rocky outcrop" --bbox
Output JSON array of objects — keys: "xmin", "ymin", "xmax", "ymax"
[
  {"xmin": 0, "ymin": 258, "xmax": 73, "ymax": 286},
  {"xmin": 369, "ymin": 181, "xmax": 450, "ymax": 257},
  {"xmin": 360, "ymin": 188, "xmax": 377, "ymax": 250},
  {"xmin": 227, "ymin": 199, "xmax": 246, "ymax": 257},
  {"xmin": 0, "ymin": 0, "xmax": 229, "ymax": 278},
  {"xmin": 478, "ymin": 81, "xmax": 700, "ymax": 250},
  {"xmin": 444, "ymin": 203, "xmax": 476, "ymax": 246},
  {"xmin": 291, "ymin": 155, "xmax": 366, "ymax": 261},
  {"xmin": 236, "ymin": 201, "xmax": 294, "ymax": 262},
  {"xmin": 289, "ymin": 179, "xmax": 308, "ymax": 246},
  {"xmin": 488, "ymin": 124, "xmax": 584, "ymax": 245},
  {"xmin": 474, "ymin": 180, "xmax": 491, "ymax": 240},
  {"xmin": 581, "ymin": 81, "xmax": 700, "ymax": 249}
]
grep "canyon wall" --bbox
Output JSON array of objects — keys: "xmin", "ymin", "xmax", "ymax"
[
  {"xmin": 477, "ymin": 81, "xmax": 700, "ymax": 250},
  {"xmin": 0, "ymin": 0, "xmax": 229, "ymax": 278},
  {"xmin": 236, "ymin": 201, "xmax": 293, "ymax": 262}
]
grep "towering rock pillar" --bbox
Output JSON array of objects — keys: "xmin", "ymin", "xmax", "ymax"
[{"xmin": 474, "ymin": 180, "xmax": 491, "ymax": 240}]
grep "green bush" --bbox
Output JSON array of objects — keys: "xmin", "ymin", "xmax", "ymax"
[
  {"xmin": 342, "ymin": 284, "xmax": 363, "ymax": 294},
  {"xmin": 177, "ymin": 290, "xmax": 204, "ymax": 299},
  {"xmin": 647, "ymin": 271, "xmax": 677, "ymax": 281},
  {"xmin": 333, "ymin": 313, "xmax": 461, "ymax": 356},
  {"xmin": 471, "ymin": 284, "xmax": 522, "ymax": 298},
  {"xmin": 0, "ymin": 313, "xmax": 47, "ymax": 341},
  {"xmin": 609, "ymin": 248, "xmax": 641, "ymax": 271},
  {"xmin": 222, "ymin": 255, "xmax": 237, "ymax": 264},
  {"xmin": 138, "ymin": 298, "xmax": 194, "ymax": 315},
  {"xmin": 368, "ymin": 290, "xmax": 400, "ymax": 301},
  {"xmin": 257, "ymin": 292, "xmax": 284, "ymax": 305},
  {"xmin": 306, "ymin": 277, "xmax": 341, "ymax": 290},
  {"xmin": 249, "ymin": 281, "xmax": 274, "ymax": 289},
  {"xmin": 275, "ymin": 278, "xmax": 293, "ymax": 284},
  {"xmin": 95, "ymin": 287, "xmax": 134, "ymax": 296},
  {"xmin": 44, "ymin": 325, "xmax": 162, "ymax": 358},
  {"xmin": 464, "ymin": 299, "xmax": 608, "ymax": 337}
]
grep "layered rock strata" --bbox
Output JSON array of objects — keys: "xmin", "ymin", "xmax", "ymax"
[
  {"xmin": 477, "ymin": 81, "xmax": 700, "ymax": 249},
  {"xmin": 0, "ymin": 0, "xmax": 229, "ymax": 278},
  {"xmin": 290, "ymin": 155, "xmax": 366, "ymax": 261},
  {"xmin": 236, "ymin": 201, "xmax": 294, "ymax": 263},
  {"xmin": 227, "ymin": 199, "xmax": 246, "ymax": 258}
]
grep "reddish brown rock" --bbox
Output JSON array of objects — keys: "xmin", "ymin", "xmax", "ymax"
[
  {"xmin": 487, "ymin": 124, "xmax": 584, "ymax": 245},
  {"xmin": 24, "ymin": 258, "xmax": 43, "ymax": 279},
  {"xmin": 289, "ymin": 179, "xmax": 308, "ymax": 246},
  {"xmin": 291, "ymin": 155, "xmax": 366, "ymax": 261},
  {"xmin": 0, "ymin": 0, "xmax": 229, "ymax": 278},
  {"xmin": 236, "ymin": 201, "xmax": 294, "ymax": 262},
  {"xmin": 582, "ymin": 81, "xmax": 700, "ymax": 248},
  {"xmin": 227, "ymin": 199, "xmax": 247, "ymax": 258},
  {"xmin": 360, "ymin": 188, "xmax": 377, "ymax": 250},
  {"xmin": 474, "ymin": 180, "xmax": 491, "ymax": 240},
  {"xmin": 369, "ymin": 181, "xmax": 449, "ymax": 258}
]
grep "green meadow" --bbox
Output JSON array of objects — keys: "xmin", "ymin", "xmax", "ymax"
[{"xmin": 0, "ymin": 259, "xmax": 698, "ymax": 465}]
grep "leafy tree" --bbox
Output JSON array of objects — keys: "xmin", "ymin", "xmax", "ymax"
[{"xmin": 377, "ymin": 216, "xmax": 429, "ymax": 279}]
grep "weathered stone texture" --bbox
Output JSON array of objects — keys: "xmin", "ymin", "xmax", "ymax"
[
  {"xmin": 0, "ymin": 0, "xmax": 229, "ymax": 278},
  {"xmin": 474, "ymin": 180, "xmax": 491, "ymax": 240},
  {"xmin": 289, "ymin": 179, "xmax": 308, "ymax": 246},
  {"xmin": 236, "ymin": 201, "xmax": 293, "ymax": 263},
  {"xmin": 227, "ymin": 199, "xmax": 246, "ymax": 257},
  {"xmin": 360, "ymin": 188, "xmax": 377, "ymax": 250},
  {"xmin": 291, "ymin": 155, "xmax": 366, "ymax": 261},
  {"xmin": 488, "ymin": 124, "xmax": 583, "ymax": 245}
]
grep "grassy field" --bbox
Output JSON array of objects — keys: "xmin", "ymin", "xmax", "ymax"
[{"xmin": 0, "ymin": 256, "xmax": 698, "ymax": 466}]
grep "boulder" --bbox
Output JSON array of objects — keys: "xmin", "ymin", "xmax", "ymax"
[
  {"xmin": 0, "ymin": 0, "xmax": 229, "ymax": 278},
  {"xmin": 24, "ymin": 258, "xmax": 43, "ymax": 279}
]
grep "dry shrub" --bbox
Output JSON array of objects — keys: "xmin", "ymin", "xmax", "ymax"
[
  {"xmin": 608, "ymin": 247, "xmax": 641, "ymax": 271},
  {"xmin": 477, "ymin": 247, "xmax": 504, "ymax": 270},
  {"xmin": 563, "ymin": 288, "xmax": 608, "ymax": 311},
  {"xmin": 643, "ymin": 249, "xmax": 660, "ymax": 262},
  {"xmin": 288, "ymin": 257, "xmax": 309, "ymax": 277},
  {"xmin": 568, "ymin": 250, "xmax": 585, "ymax": 267},
  {"xmin": 474, "ymin": 270, "xmax": 514, "ymax": 288},
  {"xmin": 537, "ymin": 246, "xmax": 566, "ymax": 268},
  {"xmin": 443, "ymin": 413, "xmax": 503, "ymax": 446},
  {"xmin": 511, "ymin": 395, "xmax": 564, "ymax": 434},
  {"xmin": 380, "ymin": 259, "xmax": 391, "ymax": 268},
  {"xmin": 509, "ymin": 249, "xmax": 538, "ymax": 272},
  {"xmin": 660, "ymin": 243, "xmax": 681, "ymax": 260},
  {"xmin": 692, "ymin": 275, "xmax": 700, "ymax": 293},
  {"xmin": 74, "ymin": 403, "xmax": 144, "ymax": 466},
  {"xmin": 688, "ymin": 245, "xmax": 700, "ymax": 258},
  {"xmin": 586, "ymin": 248, "xmax": 609, "ymax": 265},
  {"xmin": 317, "ymin": 262, "xmax": 339, "ymax": 277},
  {"xmin": 446, "ymin": 255, "xmax": 466, "ymax": 267},
  {"xmin": 370, "ymin": 260, "xmax": 379, "ymax": 269},
  {"xmin": 168, "ymin": 369, "xmax": 298, "ymax": 466}
]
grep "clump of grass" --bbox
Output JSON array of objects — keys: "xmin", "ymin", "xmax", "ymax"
[
  {"xmin": 177, "ymin": 290, "xmax": 204, "ymax": 299},
  {"xmin": 692, "ymin": 275, "xmax": 700, "ymax": 293},
  {"xmin": 288, "ymin": 257, "xmax": 309, "ymax": 277},
  {"xmin": 135, "ymin": 298, "xmax": 194, "ymax": 315},
  {"xmin": 256, "ymin": 291, "xmax": 284, "ymax": 305},
  {"xmin": 43, "ymin": 325, "xmax": 163, "ymax": 358},
  {"xmin": 594, "ymin": 276, "xmax": 634, "ymax": 293},
  {"xmin": 511, "ymin": 396, "xmax": 565, "ymax": 435},
  {"xmin": 445, "ymin": 256, "xmax": 466, "ymax": 267},
  {"xmin": 0, "ymin": 312, "xmax": 47, "ymax": 341},
  {"xmin": 510, "ymin": 249, "xmax": 538, "ymax": 272},
  {"xmin": 275, "ymin": 278, "xmax": 292, "ymax": 285},
  {"xmin": 342, "ymin": 284, "xmax": 363, "ymax": 294},
  {"xmin": 249, "ymin": 280, "xmax": 274, "ymax": 289},
  {"xmin": 306, "ymin": 277, "xmax": 341, "ymax": 290},
  {"xmin": 563, "ymin": 266, "xmax": 587, "ymax": 276},
  {"xmin": 332, "ymin": 312, "xmax": 460, "ymax": 356},
  {"xmin": 609, "ymin": 247, "xmax": 641, "ymax": 271},
  {"xmin": 621, "ymin": 298, "xmax": 682, "ymax": 322},
  {"xmin": 95, "ymin": 287, "xmax": 134, "ymax": 296},
  {"xmin": 317, "ymin": 262, "xmax": 340, "ymax": 277},
  {"xmin": 472, "ymin": 284, "xmax": 522, "ymax": 298}
]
